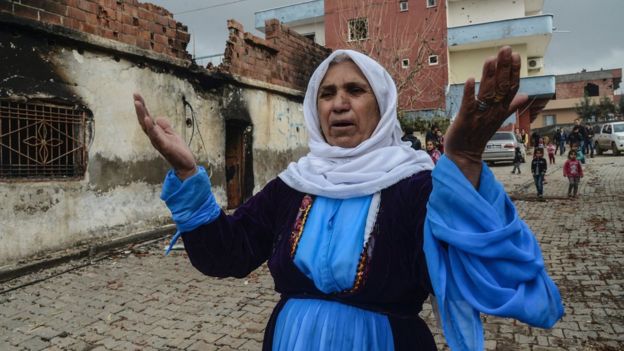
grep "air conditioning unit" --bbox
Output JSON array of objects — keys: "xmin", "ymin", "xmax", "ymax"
[{"xmin": 527, "ymin": 57, "xmax": 544, "ymax": 70}]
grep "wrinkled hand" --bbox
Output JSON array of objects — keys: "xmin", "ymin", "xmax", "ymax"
[
  {"xmin": 133, "ymin": 93, "xmax": 197, "ymax": 180},
  {"xmin": 445, "ymin": 46, "xmax": 529, "ymax": 187}
]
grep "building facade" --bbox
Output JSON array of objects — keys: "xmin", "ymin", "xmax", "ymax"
[
  {"xmin": 446, "ymin": 0, "xmax": 555, "ymax": 132},
  {"xmin": 256, "ymin": 0, "xmax": 449, "ymax": 118},
  {"xmin": 256, "ymin": 0, "xmax": 555, "ymax": 128},
  {"xmin": 533, "ymin": 69, "xmax": 622, "ymax": 128},
  {"xmin": 0, "ymin": 2, "xmax": 328, "ymax": 266}
]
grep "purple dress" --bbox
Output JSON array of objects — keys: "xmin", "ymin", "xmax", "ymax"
[{"xmin": 182, "ymin": 171, "xmax": 437, "ymax": 350}]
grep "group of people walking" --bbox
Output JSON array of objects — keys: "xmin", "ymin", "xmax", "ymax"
[{"xmin": 517, "ymin": 118, "xmax": 592, "ymax": 199}]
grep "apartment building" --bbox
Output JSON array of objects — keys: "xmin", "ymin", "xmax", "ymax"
[{"xmin": 256, "ymin": 0, "xmax": 555, "ymax": 128}]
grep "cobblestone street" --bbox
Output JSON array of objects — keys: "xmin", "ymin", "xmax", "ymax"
[{"xmin": 1, "ymin": 155, "xmax": 623, "ymax": 351}]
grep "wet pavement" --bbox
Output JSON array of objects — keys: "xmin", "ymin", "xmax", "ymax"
[{"xmin": 1, "ymin": 154, "xmax": 623, "ymax": 350}]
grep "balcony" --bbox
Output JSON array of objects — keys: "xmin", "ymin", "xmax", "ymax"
[
  {"xmin": 446, "ymin": 75, "xmax": 555, "ymax": 118},
  {"xmin": 448, "ymin": 15, "xmax": 553, "ymax": 56},
  {"xmin": 255, "ymin": 0, "xmax": 324, "ymax": 32}
]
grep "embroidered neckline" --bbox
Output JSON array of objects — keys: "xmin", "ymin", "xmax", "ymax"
[{"xmin": 289, "ymin": 195, "xmax": 314, "ymax": 258}]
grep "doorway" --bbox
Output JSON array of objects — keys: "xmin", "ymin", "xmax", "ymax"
[{"xmin": 225, "ymin": 120, "xmax": 253, "ymax": 209}]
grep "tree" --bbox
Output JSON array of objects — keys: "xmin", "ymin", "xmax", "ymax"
[
  {"xmin": 325, "ymin": 0, "xmax": 447, "ymax": 113},
  {"xmin": 575, "ymin": 95, "xmax": 598, "ymax": 122},
  {"xmin": 597, "ymin": 96, "xmax": 617, "ymax": 121}
]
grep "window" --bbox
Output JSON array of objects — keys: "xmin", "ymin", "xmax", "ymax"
[
  {"xmin": 584, "ymin": 83, "xmax": 599, "ymax": 97},
  {"xmin": 428, "ymin": 55, "xmax": 439, "ymax": 65},
  {"xmin": 401, "ymin": 59, "xmax": 410, "ymax": 69},
  {"xmin": 543, "ymin": 115, "xmax": 556, "ymax": 127},
  {"xmin": 0, "ymin": 100, "xmax": 87, "ymax": 179},
  {"xmin": 427, "ymin": 0, "xmax": 437, "ymax": 7},
  {"xmin": 348, "ymin": 18, "xmax": 368, "ymax": 41},
  {"xmin": 399, "ymin": 1, "xmax": 408, "ymax": 11}
]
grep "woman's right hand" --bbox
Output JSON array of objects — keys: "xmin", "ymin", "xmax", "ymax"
[{"xmin": 133, "ymin": 93, "xmax": 197, "ymax": 180}]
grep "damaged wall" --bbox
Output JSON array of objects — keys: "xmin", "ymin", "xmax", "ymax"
[
  {"xmin": 0, "ymin": 12, "xmax": 310, "ymax": 266},
  {"xmin": 221, "ymin": 19, "xmax": 331, "ymax": 92},
  {"xmin": 0, "ymin": 0, "xmax": 191, "ymax": 60}
]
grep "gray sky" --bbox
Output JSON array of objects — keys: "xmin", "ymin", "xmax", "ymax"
[{"xmin": 150, "ymin": 0, "xmax": 623, "ymax": 79}]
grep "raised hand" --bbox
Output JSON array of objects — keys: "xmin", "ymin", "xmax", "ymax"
[
  {"xmin": 444, "ymin": 46, "xmax": 529, "ymax": 187},
  {"xmin": 133, "ymin": 93, "xmax": 197, "ymax": 180}
]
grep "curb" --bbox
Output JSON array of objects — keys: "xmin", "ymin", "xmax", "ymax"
[{"xmin": 0, "ymin": 224, "xmax": 176, "ymax": 283}]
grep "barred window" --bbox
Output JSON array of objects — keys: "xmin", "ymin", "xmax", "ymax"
[
  {"xmin": 348, "ymin": 18, "xmax": 368, "ymax": 41},
  {"xmin": 0, "ymin": 100, "xmax": 87, "ymax": 180}
]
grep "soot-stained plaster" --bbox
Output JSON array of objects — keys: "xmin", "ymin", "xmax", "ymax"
[{"xmin": 0, "ymin": 28, "xmax": 84, "ymax": 106}]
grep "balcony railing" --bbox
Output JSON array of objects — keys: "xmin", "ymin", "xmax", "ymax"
[
  {"xmin": 255, "ymin": 0, "xmax": 324, "ymax": 31},
  {"xmin": 448, "ymin": 15, "xmax": 553, "ymax": 49},
  {"xmin": 446, "ymin": 75, "xmax": 555, "ymax": 118}
]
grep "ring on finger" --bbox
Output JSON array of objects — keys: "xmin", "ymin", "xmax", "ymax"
[{"xmin": 476, "ymin": 98, "xmax": 489, "ymax": 112}]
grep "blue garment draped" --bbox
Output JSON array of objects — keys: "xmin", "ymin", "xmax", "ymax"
[
  {"xmin": 274, "ymin": 195, "xmax": 394, "ymax": 350},
  {"xmin": 294, "ymin": 196, "xmax": 372, "ymax": 293},
  {"xmin": 424, "ymin": 155, "xmax": 564, "ymax": 350}
]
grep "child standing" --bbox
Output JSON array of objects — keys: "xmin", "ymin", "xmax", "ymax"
[
  {"xmin": 426, "ymin": 140, "xmax": 441, "ymax": 165},
  {"xmin": 563, "ymin": 150, "xmax": 584, "ymax": 198},
  {"xmin": 547, "ymin": 142, "xmax": 556, "ymax": 164},
  {"xmin": 511, "ymin": 146, "xmax": 522, "ymax": 174},
  {"xmin": 531, "ymin": 148, "xmax": 547, "ymax": 199}
]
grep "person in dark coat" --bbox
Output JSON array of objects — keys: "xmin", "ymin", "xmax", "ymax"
[
  {"xmin": 132, "ymin": 47, "xmax": 563, "ymax": 351},
  {"xmin": 402, "ymin": 126, "xmax": 422, "ymax": 151}
]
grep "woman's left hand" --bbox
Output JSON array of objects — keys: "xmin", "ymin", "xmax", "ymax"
[{"xmin": 444, "ymin": 46, "xmax": 529, "ymax": 187}]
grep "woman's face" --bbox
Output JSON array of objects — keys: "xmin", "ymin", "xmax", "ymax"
[
  {"xmin": 426, "ymin": 141, "xmax": 434, "ymax": 151},
  {"xmin": 317, "ymin": 60, "xmax": 381, "ymax": 148}
]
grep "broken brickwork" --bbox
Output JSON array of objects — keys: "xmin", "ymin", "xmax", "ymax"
[
  {"xmin": 222, "ymin": 19, "xmax": 331, "ymax": 92},
  {"xmin": 0, "ymin": 0, "xmax": 191, "ymax": 60}
]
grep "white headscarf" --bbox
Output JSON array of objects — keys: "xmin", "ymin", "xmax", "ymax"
[{"xmin": 278, "ymin": 49, "xmax": 433, "ymax": 199}]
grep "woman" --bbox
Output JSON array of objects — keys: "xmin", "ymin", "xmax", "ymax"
[{"xmin": 133, "ymin": 47, "xmax": 563, "ymax": 350}]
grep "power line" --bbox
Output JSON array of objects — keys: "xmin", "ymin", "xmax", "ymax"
[{"xmin": 173, "ymin": 0, "xmax": 255, "ymax": 15}]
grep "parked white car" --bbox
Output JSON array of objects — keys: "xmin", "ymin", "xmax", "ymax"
[
  {"xmin": 594, "ymin": 122, "xmax": 624, "ymax": 156},
  {"xmin": 482, "ymin": 131, "xmax": 526, "ymax": 164}
]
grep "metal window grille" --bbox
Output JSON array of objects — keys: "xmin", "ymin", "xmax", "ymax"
[
  {"xmin": 348, "ymin": 18, "xmax": 369, "ymax": 41},
  {"xmin": 0, "ymin": 100, "xmax": 86, "ymax": 180}
]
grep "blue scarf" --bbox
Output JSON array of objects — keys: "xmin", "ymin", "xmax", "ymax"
[{"xmin": 424, "ymin": 156, "xmax": 564, "ymax": 350}]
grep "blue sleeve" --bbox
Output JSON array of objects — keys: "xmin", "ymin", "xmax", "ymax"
[
  {"xmin": 161, "ymin": 166, "xmax": 221, "ymax": 254},
  {"xmin": 423, "ymin": 155, "xmax": 564, "ymax": 351}
]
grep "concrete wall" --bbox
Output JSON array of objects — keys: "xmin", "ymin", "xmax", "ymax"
[
  {"xmin": 447, "ymin": 0, "xmax": 525, "ymax": 27},
  {"xmin": 0, "ymin": 27, "xmax": 309, "ymax": 266},
  {"xmin": 448, "ymin": 44, "xmax": 528, "ymax": 84},
  {"xmin": 290, "ymin": 22, "xmax": 326, "ymax": 46}
]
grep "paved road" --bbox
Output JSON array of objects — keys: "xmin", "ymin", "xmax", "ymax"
[{"xmin": 1, "ymin": 155, "xmax": 623, "ymax": 351}]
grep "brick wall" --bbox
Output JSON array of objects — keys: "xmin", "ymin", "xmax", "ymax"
[
  {"xmin": 556, "ymin": 79, "xmax": 617, "ymax": 99},
  {"xmin": 221, "ymin": 19, "xmax": 331, "ymax": 92},
  {"xmin": 0, "ymin": 0, "xmax": 191, "ymax": 61}
]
